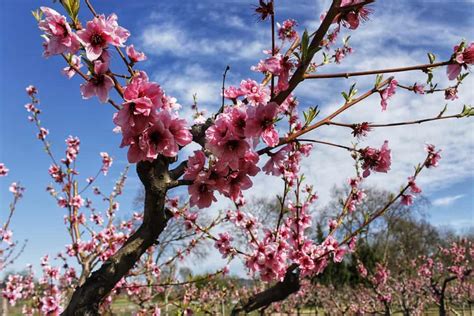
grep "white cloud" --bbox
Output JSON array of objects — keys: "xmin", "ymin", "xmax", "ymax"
[
  {"xmin": 290, "ymin": 2, "xmax": 474, "ymax": 206},
  {"xmin": 432, "ymin": 194, "xmax": 465, "ymax": 206},
  {"xmin": 140, "ymin": 23, "xmax": 266, "ymax": 61},
  {"xmin": 140, "ymin": 1, "xmax": 474, "ymax": 209}
]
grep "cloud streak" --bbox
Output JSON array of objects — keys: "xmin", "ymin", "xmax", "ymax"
[{"xmin": 432, "ymin": 194, "xmax": 465, "ymax": 206}]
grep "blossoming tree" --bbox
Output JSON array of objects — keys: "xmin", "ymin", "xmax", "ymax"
[{"xmin": 2, "ymin": 0, "xmax": 474, "ymax": 314}]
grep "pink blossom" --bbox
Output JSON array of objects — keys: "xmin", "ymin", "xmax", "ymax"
[
  {"xmin": 38, "ymin": 7, "xmax": 81, "ymax": 57},
  {"xmin": 239, "ymin": 79, "xmax": 270, "ymax": 106},
  {"xmin": 37, "ymin": 127, "xmax": 49, "ymax": 140},
  {"xmin": 413, "ymin": 83, "xmax": 425, "ymax": 94},
  {"xmin": 206, "ymin": 115, "xmax": 250, "ymax": 170},
  {"xmin": 338, "ymin": 0, "xmax": 371, "ymax": 30},
  {"xmin": 71, "ymin": 195, "xmax": 84, "ymax": 208},
  {"xmin": 252, "ymin": 54, "xmax": 293, "ymax": 91},
  {"xmin": 444, "ymin": 87, "xmax": 458, "ymax": 101},
  {"xmin": 333, "ymin": 247, "xmax": 346, "ymax": 263},
  {"xmin": 48, "ymin": 165, "xmax": 65, "ymax": 183},
  {"xmin": 25, "ymin": 85, "xmax": 38, "ymax": 96},
  {"xmin": 62, "ymin": 55, "xmax": 83, "ymax": 79},
  {"xmin": 65, "ymin": 136, "xmax": 80, "ymax": 164},
  {"xmin": 277, "ymin": 19, "xmax": 298, "ymax": 41},
  {"xmin": 374, "ymin": 263, "xmax": 389, "ymax": 286},
  {"xmin": 25, "ymin": 102, "xmax": 40, "ymax": 114},
  {"xmin": 167, "ymin": 114, "xmax": 193, "ymax": 152},
  {"xmin": 40, "ymin": 295, "xmax": 62, "ymax": 315},
  {"xmin": 223, "ymin": 86, "xmax": 245, "ymax": 100},
  {"xmin": 245, "ymin": 102, "xmax": 279, "ymax": 146},
  {"xmin": 379, "ymin": 79, "xmax": 398, "ymax": 111},
  {"xmin": 252, "ymin": 54, "xmax": 282, "ymax": 74},
  {"xmin": 1, "ymin": 229, "xmax": 13, "ymax": 245},
  {"xmin": 335, "ymin": 48, "xmax": 346, "ymax": 63},
  {"xmin": 100, "ymin": 152, "xmax": 113, "ymax": 175},
  {"xmin": 408, "ymin": 176, "xmax": 422, "ymax": 194},
  {"xmin": 184, "ymin": 150, "xmax": 206, "ymax": 181},
  {"xmin": 357, "ymin": 261, "xmax": 368, "ymax": 278},
  {"xmin": 161, "ymin": 95, "xmax": 180, "ymax": 112},
  {"xmin": 126, "ymin": 44, "xmax": 147, "ymax": 63},
  {"xmin": 360, "ymin": 141, "xmax": 391, "ymax": 177},
  {"xmin": 348, "ymin": 236, "xmax": 357, "ymax": 252},
  {"xmin": 263, "ymin": 145, "xmax": 290, "ymax": 176},
  {"xmin": 57, "ymin": 197, "xmax": 68, "ymax": 208},
  {"xmin": 90, "ymin": 214, "xmax": 104, "ymax": 225},
  {"xmin": 215, "ymin": 232, "xmax": 234, "ymax": 258},
  {"xmin": 220, "ymin": 159, "xmax": 259, "ymax": 201},
  {"xmin": 127, "ymin": 111, "xmax": 192, "ymax": 162},
  {"xmin": 9, "ymin": 182, "xmax": 25, "ymax": 198},
  {"xmin": 351, "ymin": 122, "xmax": 372, "ymax": 138},
  {"xmin": 114, "ymin": 72, "xmax": 164, "ymax": 141},
  {"xmin": 447, "ymin": 42, "xmax": 474, "ymax": 80},
  {"xmin": 0, "ymin": 163, "xmax": 9, "ymax": 177},
  {"xmin": 77, "ymin": 14, "xmax": 130, "ymax": 61},
  {"xmin": 425, "ymin": 144, "xmax": 441, "ymax": 168},
  {"xmin": 401, "ymin": 194, "xmax": 414, "ymax": 206},
  {"xmin": 188, "ymin": 172, "xmax": 217, "ymax": 209},
  {"xmin": 80, "ymin": 61, "xmax": 114, "ymax": 103}
]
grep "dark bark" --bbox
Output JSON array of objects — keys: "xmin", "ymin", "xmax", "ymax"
[
  {"xmin": 231, "ymin": 269, "xmax": 300, "ymax": 315},
  {"xmin": 62, "ymin": 158, "xmax": 172, "ymax": 315},
  {"xmin": 437, "ymin": 269, "xmax": 472, "ymax": 316},
  {"xmin": 61, "ymin": 0, "xmax": 354, "ymax": 312}
]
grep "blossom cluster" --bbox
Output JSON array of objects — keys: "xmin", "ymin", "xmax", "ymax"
[
  {"xmin": 36, "ymin": 7, "xmax": 193, "ymax": 163},
  {"xmin": 114, "ymin": 72, "xmax": 192, "ymax": 162}
]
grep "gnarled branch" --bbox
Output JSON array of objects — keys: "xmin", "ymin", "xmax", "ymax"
[
  {"xmin": 62, "ymin": 157, "xmax": 173, "ymax": 315},
  {"xmin": 231, "ymin": 269, "xmax": 300, "ymax": 315}
]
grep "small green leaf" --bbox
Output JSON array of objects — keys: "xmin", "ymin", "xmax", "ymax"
[
  {"xmin": 322, "ymin": 52, "xmax": 330, "ymax": 65},
  {"xmin": 343, "ymin": 35, "xmax": 351, "ymax": 46},
  {"xmin": 375, "ymin": 74, "xmax": 383, "ymax": 87},
  {"xmin": 300, "ymin": 29, "xmax": 309, "ymax": 63},
  {"xmin": 458, "ymin": 72, "xmax": 469, "ymax": 82},
  {"xmin": 303, "ymin": 106, "xmax": 320, "ymax": 127},
  {"xmin": 460, "ymin": 104, "xmax": 474, "ymax": 117},
  {"xmin": 61, "ymin": 0, "xmax": 80, "ymax": 23},
  {"xmin": 427, "ymin": 52, "xmax": 436, "ymax": 64},
  {"xmin": 348, "ymin": 83, "xmax": 358, "ymax": 100},
  {"xmin": 426, "ymin": 70, "xmax": 434, "ymax": 84},
  {"xmin": 341, "ymin": 91, "xmax": 349, "ymax": 102},
  {"xmin": 342, "ymin": 84, "xmax": 357, "ymax": 102},
  {"xmin": 32, "ymin": 9, "xmax": 43, "ymax": 22}
]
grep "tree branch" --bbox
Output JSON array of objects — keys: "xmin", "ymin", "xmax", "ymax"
[
  {"xmin": 272, "ymin": 0, "xmax": 342, "ymax": 105},
  {"xmin": 231, "ymin": 268, "xmax": 300, "ymax": 315},
  {"xmin": 62, "ymin": 157, "xmax": 173, "ymax": 315},
  {"xmin": 304, "ymin": 61, "xmax": 452, "ymax": 79}
]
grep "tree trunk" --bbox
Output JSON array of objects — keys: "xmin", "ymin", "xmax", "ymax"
[
  {"xmin": 439, "ymin": 296, "xmax": 446, "ymax": 316},
  {"xmin": 231, "ymin": 268, "xmax": 300, "ymax": 315},
  {"xmin": 62, "ymin": 158, "xmax": 172, "ymax": 315},
  {"xmin": 1, "ymin": 296, "xmax": 8, "ymax": 316}
]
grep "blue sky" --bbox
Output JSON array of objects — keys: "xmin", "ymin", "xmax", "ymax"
[{"xmin": 0, "ymin": 0, "xmax": 473, "ymax": 275}]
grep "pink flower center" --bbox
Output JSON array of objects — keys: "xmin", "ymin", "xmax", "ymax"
[
  {"xmin": 198, "ymin": 183, "xmax": 209, "ymax": 193},
  {"xmin": 91, "ymin": 74, "xmax": 106, "ymax": 86},
  {"xmin": 225, "ymin": 139, "xmax": 240, "ymax": 152},
  {"xmin": 149, "ymin": 131, "xmax": 163, "ymax": 144},
  {"xmin": 91, "ymin": 33, "xmax": 105, "ymax": 46},
  {"xmin": 261, "ymin": 118, "xmax": 273, "ymax": 128}
]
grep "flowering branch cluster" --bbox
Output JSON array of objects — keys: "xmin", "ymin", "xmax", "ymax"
[{"xmin": 1, "ymin": 0, "xmax": 471, "ymax": 313}]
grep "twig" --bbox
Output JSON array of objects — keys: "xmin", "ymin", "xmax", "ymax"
[
  {"xmin": 304, "ymin": 61, "xmax": 452, "ymax": 79},
  {"xmin": 328, "ymin": 113, "xmax": 465, "ymax": 129}
]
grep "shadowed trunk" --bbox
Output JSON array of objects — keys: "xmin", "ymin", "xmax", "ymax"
[
  {"xmin": 231, "ymin": 269, "xmax": 300, "ymax": 315},
  {"xmin": 62, "ymin": 158, "xmax": 172, "ymax": 315},
  {"xmin": 59, "ymin": 0, "xmax": 349, "ymax": 311}
]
